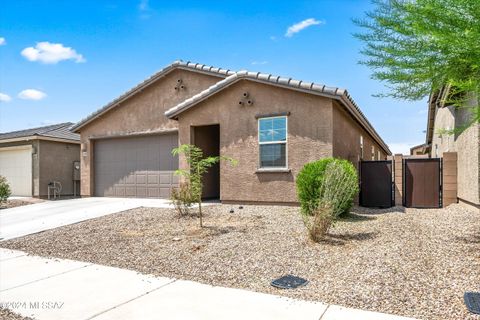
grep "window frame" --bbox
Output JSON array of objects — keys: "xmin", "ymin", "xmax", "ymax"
[{"xmin": 257, "ymin": 115, "xmax": 288, "ymax": 169}]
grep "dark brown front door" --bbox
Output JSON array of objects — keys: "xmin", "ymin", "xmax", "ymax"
[
  {"xmin": 193, "ymin": 124, "xmax": 220, "ymax": 199},
  {"xmin": 404, "ymin": 158, "xmax": 441, "ymax": 208},
  {"xmin": 360, "ymin": 160, "xmax": 393, "ymax": 208}
]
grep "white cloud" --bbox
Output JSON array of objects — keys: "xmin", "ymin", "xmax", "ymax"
[
  {"xmin": 251, "ymin": 61, "xmax": 268, "ymax": 65},
  {"xmin": 388, "ymin": 142, "xmax": 422, "ymax": 155},
  {"xmin": 139, "ymin": 0, "xmax": 149, "ymax": 11},
  {"xmin": 138, "ymin": 0, "xmax": 152, "ymax": 18},
  {"xmin": 285, "ymin": 18, "xmax": 324, "ymax": 37},
  {"xmin": 0, "ymin": 92, "xmax": 12, "ymax": 102},
  {"xmin": 18, "ymin": 89, "xmax": 47, "ymax": 100},
  {"xmin": 21, "ymin": 42, "xmax": 85, "ymax": 64},
  {"xmin": 0, "ymin": 37, "xmax": 6, "ymax": 46}
]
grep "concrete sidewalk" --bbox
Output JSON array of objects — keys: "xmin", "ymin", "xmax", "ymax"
[
  {"xmin": 0, "ymin": 197, "xmax": 176, "ymax": 241},
  {"xmin": 0, "ymin": 249, "xmax": 415, "ymax": 320}
]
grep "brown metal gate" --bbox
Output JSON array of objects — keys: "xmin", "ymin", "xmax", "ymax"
[
  {"xmin": 403, "ymin": 158, "xmax": 441, "ymax": 208},
  {"xmin": 360, "ymin": 160, "xmax": 393, "ymax": 208}
]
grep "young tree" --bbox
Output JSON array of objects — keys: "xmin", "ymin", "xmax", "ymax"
[
  {"xmin": 354, "ymin": 0, "xmax": 480, "ymax": 129},
  {"xmin": 172, "ymin": 144, "xmax": 236, "ymax": 227}
]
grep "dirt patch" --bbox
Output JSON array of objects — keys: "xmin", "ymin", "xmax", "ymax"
[{"xmin": 2, "ymin": 204, "xmax": 479, "ymax": 320}]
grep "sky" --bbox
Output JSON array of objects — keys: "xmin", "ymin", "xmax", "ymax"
[{"xmin": 0, "ymin": 0, "xmax": 428, "ymax": 154}]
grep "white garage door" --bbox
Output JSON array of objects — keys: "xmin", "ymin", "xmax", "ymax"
[{"xmin": 0, "ymin": 146, "xmax": 32, "ymax": 196}]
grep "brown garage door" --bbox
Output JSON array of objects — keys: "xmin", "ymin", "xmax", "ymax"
[
  {"xmin": 404, "ymin": 158, "xmax": 441, "ymax": 208},
  {"xmin": 94, "ymin": 134, "xmax": 178, "ymax": 198}
]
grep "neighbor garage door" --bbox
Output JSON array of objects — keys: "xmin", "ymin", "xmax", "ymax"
[
  {"xmin": 0, "ymin": 146, "xmax": 32, "ymax": 196},
  {"xmin": 94, "ymin": 134, "xmax": 178, "ymax": 198}
]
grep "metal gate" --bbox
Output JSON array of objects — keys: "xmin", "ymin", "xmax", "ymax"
[
  {"xmin": 403, "ymin": 158, "xmax": 442, "ymax": 208},
  {"xmin": 360, "ymin": 160, "xmax": 393, "ymax": 208}
]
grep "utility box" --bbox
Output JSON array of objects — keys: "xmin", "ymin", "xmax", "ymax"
[{"xmin": 73, "ymin": 161, "xmax": 80, "ymax": 181}]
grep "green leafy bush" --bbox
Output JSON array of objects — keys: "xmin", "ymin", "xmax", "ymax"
[
  {"xmin": 0, "ymin": 175, "xmax": 11, "ymax": 204},
  {"xmin": 296, "ymin": 158, "xmax": 359, "ymax": 216},
  {"xmin": 298, "ymin": 159, "xmax": 359, "ymax": 241}
]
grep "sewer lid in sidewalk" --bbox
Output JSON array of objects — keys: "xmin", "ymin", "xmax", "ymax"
[
  {"xmin": 465, "ymin": 292, "xmax": 480, "ymax": 315},
  {"xmin": 271, "ymin": 275, "xmax": 308, "ymax": 289}
]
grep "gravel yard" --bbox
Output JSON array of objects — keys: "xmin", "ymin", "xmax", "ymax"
[
  {"xmin": 0, "ymin": 308, "xmax": 34, "ymax": 320},
  {"xmin": 0, "ymin": 199, "xmax": 43, "ymax": 210},
  {"xmin": 2, "ymin": 204, "xmax": 479, "ymax": 320}
]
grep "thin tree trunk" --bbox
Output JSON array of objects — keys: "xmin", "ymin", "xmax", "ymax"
[{"xmin": 199, "ymin": 196, "xmax": 202, "ymax": 227}]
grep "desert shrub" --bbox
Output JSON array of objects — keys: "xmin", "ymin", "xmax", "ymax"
[
  {"xmin": 0, "ymin": 175, "xmax": 11, "ymax": 204},
  {"xmin": 170, "ymin": 182, "xmax": 195, "ymax": 216},
  {"xmin": 299, "ymin": 160, "xmax": 359, "ymax": 241},
  {"xmin": 302, "ymin": 205, "xmax": 335, "ymax": 242},
  {"xmin": 296, "ymin": 158, "xmax": 358, "ymax": 216},
  {"xmin": 296, "ymin": 158, "xmax": 335, "ymax": 215}
]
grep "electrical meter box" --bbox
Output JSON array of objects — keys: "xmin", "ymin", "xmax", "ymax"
[{"xmin": 73, "ymin": 161, "xmax": 81, "ymax": 181}]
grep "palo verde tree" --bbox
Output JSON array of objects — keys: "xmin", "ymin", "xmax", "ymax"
[
  {"xmin": 354, "ymin": 0, "xmax": 480, "ymax": 132},
  {"xmin": 172, "ymin": 144, "xmax": 237, "ymax": 227}
]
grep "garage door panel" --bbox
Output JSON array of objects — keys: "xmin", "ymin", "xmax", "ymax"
[
  {"xmin": 94, "ymin": 134, "xmax": 178, "ymax": 198},
  {"xmin": 0, "ymin": 147, "xmax": 32, "ymax": 197}
]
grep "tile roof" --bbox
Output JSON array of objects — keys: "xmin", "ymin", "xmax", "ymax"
[
  {"xmin": 165, "ymin": 70, "xmax": 391, "ymax": 155},
  {"xmin": 71, "ymin": 60, "xmax": 235, "ymax": 132},
  {"xmin": 0, "ymin": 122, "xmax": 79, "ymax": 142}
]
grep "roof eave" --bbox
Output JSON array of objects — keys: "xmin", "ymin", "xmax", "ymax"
[
  {"xmin": 0, "ymin": 135, "xmax": 80, "ymax": 145},
  {"xmin": 165, "ymin": 74, "xmax": 391, "ymax": 155},
  {"xmin": 71, "ymin": 61, "xmax": 234, "ymax": 133}
]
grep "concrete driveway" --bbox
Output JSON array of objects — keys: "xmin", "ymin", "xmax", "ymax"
[{"xmin": 0, "ymin": 197, "xmax": 173, "ymax": 241}]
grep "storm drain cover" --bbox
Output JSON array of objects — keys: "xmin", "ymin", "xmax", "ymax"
[
  {"xmin": 271, "ymin": 275, "xmax": 308, "ymax": 289},
  {"xmin": 465, "ymin": 292, "xmax": 480, "ymax": 315}
]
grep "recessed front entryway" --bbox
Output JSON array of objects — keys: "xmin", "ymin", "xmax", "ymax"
[
  {"xmin": 93, "ymin": 134, "xmax": 178, "ymax": 198},
  {"xmin": 193, "ymin": 124, "xmax": 220, "ymax": 199}
]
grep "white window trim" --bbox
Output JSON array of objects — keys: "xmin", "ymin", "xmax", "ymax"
[{"xmin": 258, "ymin": 115, "xmax": 288, "ymax": 169}]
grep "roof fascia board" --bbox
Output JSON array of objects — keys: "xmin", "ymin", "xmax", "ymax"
[{"xmin": 0, "ymin": 135, "xmax": 80, "ymax": 145}]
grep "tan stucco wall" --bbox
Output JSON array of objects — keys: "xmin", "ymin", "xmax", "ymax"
[
  {"xmin": 431, "ymin": 98, "xmax": 480, "ymax": 206},
  {"xmin": 332, "ymin": 102, "xmax": 388, "ymax": 166},
  {"xmin": 38, "ymin": 140, "xmax": 80, "ymax": 197},
  {"xmin": 78, "ymin": 68, "xmax": 222, "ymax": 196},
  {"xmin": 176, "ymin": 79, "xmax": 334, "ymax": 203}
]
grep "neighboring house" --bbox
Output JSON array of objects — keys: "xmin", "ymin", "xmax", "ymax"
[
  {"xmin": 72, "ymin": 60, "xmax": 391, "ymax": 203},
  {"xmin": 410, "ymin": 143, "xmax": 428, "ymax": 156},
  {"xmin": 0, "ymin": 123, "xmax": 80, "ymax": 197},
  {"xmin": 425, "ymin": 87, "xmax": 480, "ymax": 209}
]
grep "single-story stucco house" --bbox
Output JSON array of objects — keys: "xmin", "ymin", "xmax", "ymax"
[
  {"xmin": 424, "ymin": 87, "xmax": 480, "ymax": 209},
  {"xmin": 71, "ymin": 61, "xmax": 391, "ymax": 204},
  {"xmin": 0, "ymin": 122, "xmax": 80, "ymax": 197}
]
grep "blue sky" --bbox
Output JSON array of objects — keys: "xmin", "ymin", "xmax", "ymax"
[{"xmin": 0, "ymin": 0, "xmax": 428, "ymax": 153}]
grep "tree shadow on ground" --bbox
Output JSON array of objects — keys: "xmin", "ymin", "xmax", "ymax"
[
  {"xmin": 319, "ymin": 231, "xmax": 378, "ymax": 246},
  {"xmin": 352, "ymin": 206, "xmax": 406, "ymax": 215},
  {"xmin": 455, "ymin": 234, "xmax": 480, "ymax": 244},
  {"xmin": 338, "ymin": 212, "xmax": 377, "ymax": 222},
  {"xmin": 202, "ymin": 225, "xmax": 247, "ymax": 236}
]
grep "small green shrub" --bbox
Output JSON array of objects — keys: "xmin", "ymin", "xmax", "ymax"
[
  {"xmin": 298, "ymin": 159, "xmax": 359, "ymax": 241},
  {"xmin": 0, "ymin": 175, "xmax": 11, "ymax": 204},
  {"xmin": 296, "ymin": 158, "xmax": 359, "ymax": 216},
  {"xmin": 170, "ymin": 182, "xmax": 195, "ymax": 216}
]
